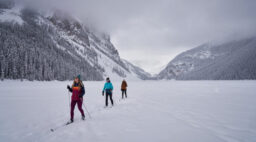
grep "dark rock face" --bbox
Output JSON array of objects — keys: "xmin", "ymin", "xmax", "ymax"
[
  {"xmin": 0, "ymin": 6, "xmax": 151, "ymax": 81},
  {"xmin": 158, "ymin": 38, "xmax": 256, "ymax": 80}
]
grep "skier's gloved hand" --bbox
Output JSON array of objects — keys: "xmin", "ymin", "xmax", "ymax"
[
  {"xmin": 67, "ymin": 85, "xmax": 72, "ymax": 92},
  {"xmin": 102, "ymin": 91, "xmax": 104, "ymax": 96}
]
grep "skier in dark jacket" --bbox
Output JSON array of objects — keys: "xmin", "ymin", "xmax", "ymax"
[
  {"xmin": 67, "ymin": 75, "xmax": 85, "ymax": 123},
  {"xmin": 121, "ymin": 79, "xmax": 128, "ymax": 99},
  {"xmin": 102, "ymin": 77, "xmax": 114, "ymax": 107}
]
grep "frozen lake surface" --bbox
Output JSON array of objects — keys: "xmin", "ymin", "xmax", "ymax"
[{"xmin": 0, "ymin": 80, "xmax": 255, "ymax": 142}]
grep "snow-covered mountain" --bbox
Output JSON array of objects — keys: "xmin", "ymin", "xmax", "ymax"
[
  {"xmin": 158, "ymin": 37, "xmax": 256, "ymax": 80},
  {"xmin": 0, "ymin": 3, "xmax": 151, "ymax": 81},
  {"xmin": 122, "ymin": 59, "xmax": 152, "ymax": 80}
]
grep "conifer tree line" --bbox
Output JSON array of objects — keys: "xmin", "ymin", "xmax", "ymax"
[{"xmin": 0, "ymin": 13, "xmax": 103, "ymax": 81}]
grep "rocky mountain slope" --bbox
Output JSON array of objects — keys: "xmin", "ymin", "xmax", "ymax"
[
  {"xmin": 158, "ymin": 37, "xmax": 256, "ymax": 80},
  {"xmin": 122, "ymin": 59, "xmax": 153, "ymax": 80},
  {"xmin": 0, "ymin": 2, "xmax": 151, "ymax": 81}
]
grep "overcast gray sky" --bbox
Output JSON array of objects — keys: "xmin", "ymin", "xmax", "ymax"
[{"xmin": 18, "ymin": 0, "xmax": 256, "ymax": 74}]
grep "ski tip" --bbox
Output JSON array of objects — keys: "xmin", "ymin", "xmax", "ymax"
[{"xmin": 66, "ymin": 122, "xmax": 73, "ymax": 125}]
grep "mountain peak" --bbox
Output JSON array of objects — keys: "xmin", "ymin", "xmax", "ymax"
[
  {"xmin": 158, "ymin": 37, "xmax": 256, "ymax": 80},
  {"xmin": 0, "ymin": 7, "xmax": 150, "ymax": 81}
]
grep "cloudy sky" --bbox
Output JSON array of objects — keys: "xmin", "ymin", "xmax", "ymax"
[{"xmin": 18, "ymin": 0, "xmax": 256, "ymax": 74}]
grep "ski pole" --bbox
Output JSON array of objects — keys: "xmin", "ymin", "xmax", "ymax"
[
  {"xmin": 68, "ymin": 91, "xmax": 71, "ymax": 109},
  {"xmin": 83, "ymin": 103, "xmax": 92, "ymax": 119}
]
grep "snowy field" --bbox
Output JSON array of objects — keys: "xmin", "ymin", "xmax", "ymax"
[{"xmin": 0, "ymin": 80, "xmax": 256, "ymax": 142}]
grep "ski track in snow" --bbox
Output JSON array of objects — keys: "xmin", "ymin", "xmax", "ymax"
[{"xmin": 0, "ymin": 80, "xmax": 256, "ymax": 142}]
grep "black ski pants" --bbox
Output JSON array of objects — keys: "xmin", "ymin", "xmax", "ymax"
[
  {"xmin": 106, "ymin": 90, "xmax": 114, "ymax": 106},
  {"xmin": 121, "ymin": 89, "xmax": 127, "ymax": 98}
]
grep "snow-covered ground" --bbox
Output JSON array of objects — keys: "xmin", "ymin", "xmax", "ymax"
[{"xmin": 0, "ymin": 80, "xmax": 255, "ymax": 142}]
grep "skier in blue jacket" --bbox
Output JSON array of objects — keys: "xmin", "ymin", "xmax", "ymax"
[{"xmin": 102, "ymin": 77, "xmax": 114, "ymax": 107}]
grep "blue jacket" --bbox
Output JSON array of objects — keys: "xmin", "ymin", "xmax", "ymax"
[{"xmin": 103, "ymin": 82, "xmax": 113, "ymax": 91}]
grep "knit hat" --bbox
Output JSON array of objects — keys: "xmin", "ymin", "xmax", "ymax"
[{"xmin": 76, "ymin": 75, "xmax": 81, "ymax": 80}]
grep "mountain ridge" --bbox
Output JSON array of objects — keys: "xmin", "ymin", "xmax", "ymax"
[
  {"xmin": 157, "ymin": 37, "xmax": 256, "ymax": 80},
  {"xmin": 0, "ymin": 3, "xmax": 151, "ymax": 81}
]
